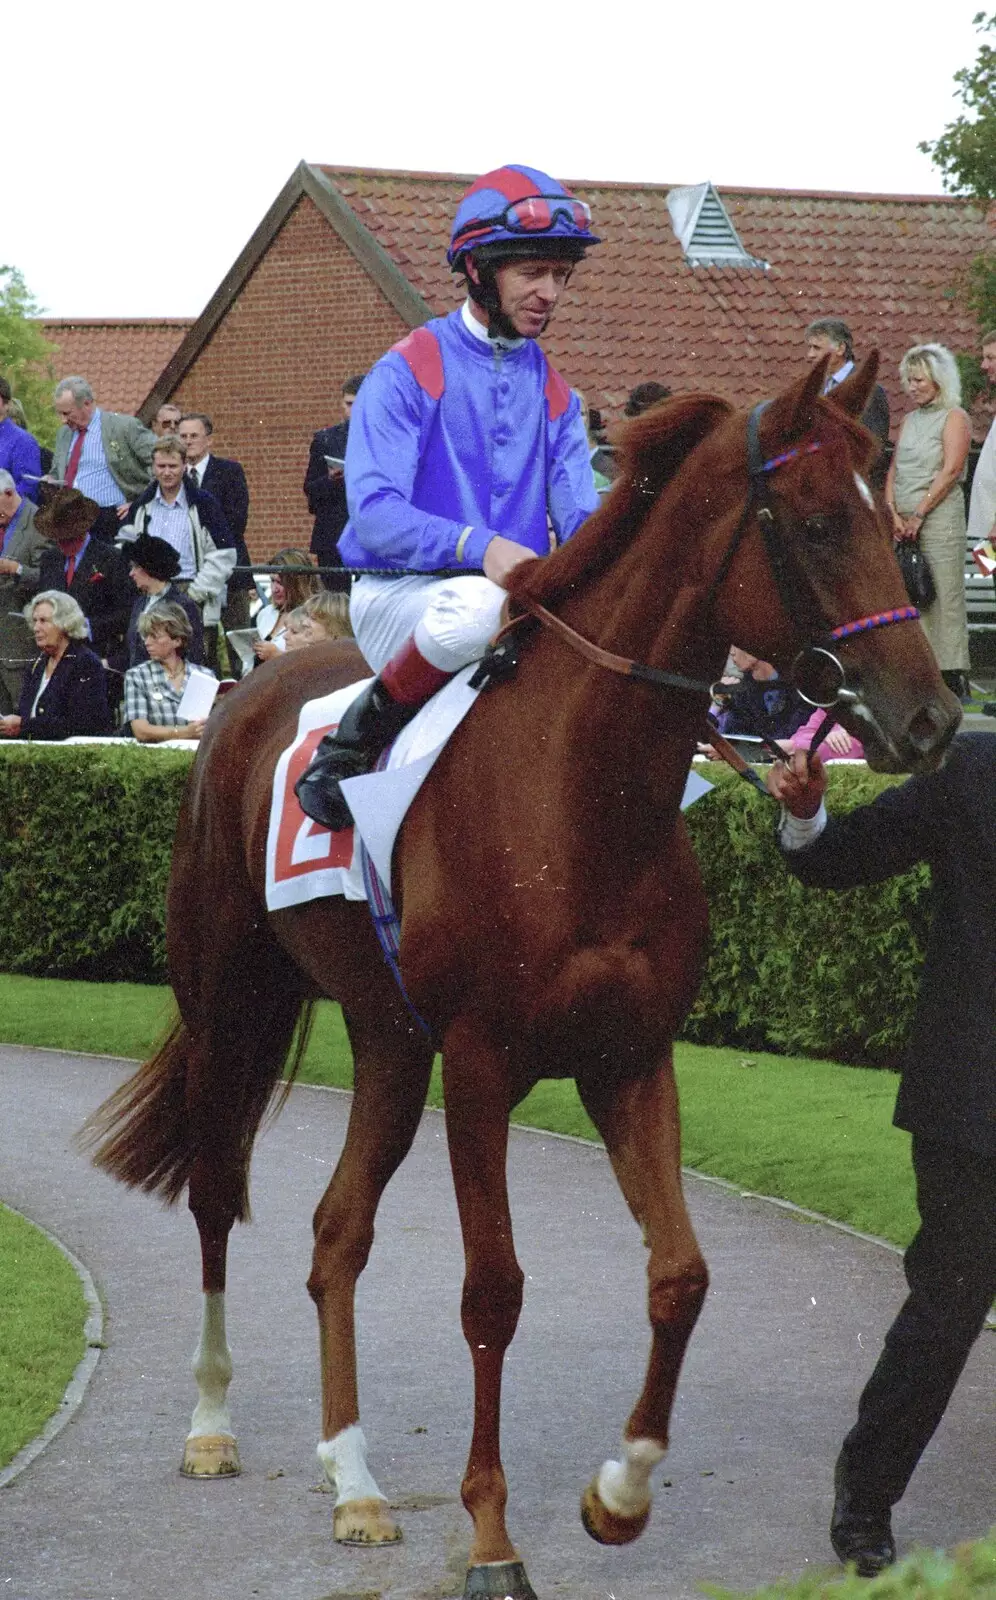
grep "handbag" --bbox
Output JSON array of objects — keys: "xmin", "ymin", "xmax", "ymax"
[{"xmin": 895, "ymin": 539, "xmax": 936, "ymax": 609}]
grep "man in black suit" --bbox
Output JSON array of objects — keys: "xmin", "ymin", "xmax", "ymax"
[
  {"xmin": 768, "ymin": 736, "xmax": 996, "ymax": 1578},
  {"xmin": 177, "ymin": 412, "xmax": 255, "ymax": 642},
  {"xmin": 303, "ymin": 373, "xmax": 365, "ymax": 593},
  {"xmin": 36, "ymin": 488, "xmax": 134, "ymax": 665},
  {"xmin": 805, "ymin": 318, "xmax": 890, "ymax": 478}
]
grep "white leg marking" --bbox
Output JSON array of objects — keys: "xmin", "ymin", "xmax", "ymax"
[
  {"xmin": 318, "ymin": 1424, "xmax": 387, "ymax": 1507},
  {"xmin": 188, "ymin": 1290, "xmax": 234, "ymax": 1439},
  {"xmin": 596, "ymin": 1437, "xmax": 666, "ymax": 1517}
]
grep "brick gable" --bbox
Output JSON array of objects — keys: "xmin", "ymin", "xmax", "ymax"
[{"xmin": 167, "ymin": 195, "xmax": 410, "ymax": 559}]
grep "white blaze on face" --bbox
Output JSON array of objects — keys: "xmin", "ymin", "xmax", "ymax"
[
  {"xmin": 318, "ymin": 1423, "xmax": 388, "ymax": 1506},
  {"xmin": 853, "ymin": 472, "xmax": 876, "ymax": 510}
]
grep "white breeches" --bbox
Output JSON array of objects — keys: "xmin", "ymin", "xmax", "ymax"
[{"xmin": 350, "ymin": 574, "xmax": 506, "ymax": 674}]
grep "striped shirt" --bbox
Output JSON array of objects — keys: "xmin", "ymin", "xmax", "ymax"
[
  {"xmin": 72, "ymin": 410, "xmax": 126, "ymax": 506},
  {"xmin": 147, "ymin": 485, "xmax": 196, "ymax": 577}
]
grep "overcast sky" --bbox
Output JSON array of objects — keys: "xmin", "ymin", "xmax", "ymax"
[{"xmin": 7, "ymin": 1, "xmax": 986, "ymax": 320}]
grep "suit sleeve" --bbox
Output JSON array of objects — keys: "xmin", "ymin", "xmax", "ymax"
[
  {"xmin": 346, "ymin": 360, "xmax": 501, "ymax": 570},
  {"xmin": 19, "ymin": 522, "xmax": 49, "ymax": 592},
  {"xmin": 304, "ymin": 432, "xmax": 338, "ymax": 515},
  {"xmin": 547, "ymin": 394, "xmax": 600, "ymax": 542},
  {"xmin": 218, "ymin": 461, "xmax": 249, "ymax": 541},
  {"xmin": 781, "ymin": 766, "xmax": 947, "ymax": 889},
  {"xmin": 129, "ymin": 418, "xmax": 158, "ymax": 476}
]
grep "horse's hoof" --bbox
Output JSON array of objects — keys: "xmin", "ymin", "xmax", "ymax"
[
  {"xmin": 580, "ymin": 1478, "xmax": 650, "ymax": 1545},
  {"xmin": 333, "ymin": 1496, "xmax": 403, "ymax": 1545},
  {"xmin": 464, "ymin": 1560, "xmax": 537, "ymax": 1600},
  {"xmin": 180, "ymin": 1433, "xmax": 241, "ymax": 1477}
]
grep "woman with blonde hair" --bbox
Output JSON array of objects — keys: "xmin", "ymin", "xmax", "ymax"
[
  {"xmin": 284, "ymin": 591, "xmax": 354, "ymax": 650},
  {"xmin": 253, "ymin": 548, "xmax": 323, "ymax": 662},
  {"xmin": 885, "ymin": 343, "xmax": 972, "ymax": 698}
]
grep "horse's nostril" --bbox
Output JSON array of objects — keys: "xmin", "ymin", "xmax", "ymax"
[{"xmin": 906, "ymin": 701, "xmax": 958, "ymax": 761}]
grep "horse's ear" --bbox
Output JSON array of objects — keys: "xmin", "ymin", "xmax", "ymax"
[
  {"xmin": 763, "ymin": 357, "xmax": 829, "ymax": 443},
  {"xmin": 824, "ymin": 351, "xmax": 880, "ymax": 419}
]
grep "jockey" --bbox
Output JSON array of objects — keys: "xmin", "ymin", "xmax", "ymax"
[{"xmin": 294, "ymin": 163, "xmax": 601, "ymax": 829}]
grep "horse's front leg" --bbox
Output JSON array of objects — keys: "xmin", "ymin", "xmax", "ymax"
[
  {"xmin": 308, "ymin": 1005, "xmax": 434, "ymax": 1545},
  {"xmin": 577, "ymin": 1059, "xmax": 709, "ymax": 1545},
  {"xmin": 442, "ymin": 1018, "xmax": 535, "ymax": 1600}
]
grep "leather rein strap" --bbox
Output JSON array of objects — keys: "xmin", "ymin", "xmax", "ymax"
[
  {"xmin": 498, "ymin": 593, "xmax": 715, "ymax": 698},
  {"xmin": 491, "ymin": 402, "xmax": 918, "ymax": 792}
]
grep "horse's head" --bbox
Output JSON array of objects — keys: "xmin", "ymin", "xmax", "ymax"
[{"xmin": 703, "ymin": 355, "xmax": 960, "ymax": 774}]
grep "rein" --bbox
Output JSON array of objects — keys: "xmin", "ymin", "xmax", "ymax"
[{"xmin": 492, "ymin": 403, "xmax": 920, "ymax": 791}]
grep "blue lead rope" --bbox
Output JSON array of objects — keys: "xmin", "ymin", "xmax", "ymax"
[{"xmin": 358, "ymin": 840, "xmax": 434, "ymax": 1040}]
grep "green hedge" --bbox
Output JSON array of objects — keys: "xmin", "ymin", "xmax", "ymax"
[
  {"xmin": 684, "ymin": 764, "xmax": 929, "ymax": 1066},
  {"xmin": 0, "ymin": 748, "xmax": 928, "ymax": 1065},
  {"xmin": 0, "ymin": 746, "xmax": 191, "ymax": 982}
]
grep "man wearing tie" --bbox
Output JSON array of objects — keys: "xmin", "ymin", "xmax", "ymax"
[
  {"xmin": 805, "ymin": 318, "xmax": 890, "ymax": 454},
  {"xmin": 176, "ymin": 412, "xmax": 255, "ymax": 639},
  {"xmin": 51, "ymin": 377, "xmax": 157, "ymax": 540}
]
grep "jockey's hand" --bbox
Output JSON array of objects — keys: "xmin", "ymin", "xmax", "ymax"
[
  {"xmin": 766, "ymin": 749, "xmax": 826, "ymax": 817},
  {"xmin": 483, "ymin": 535, "xmax": 539, "ymax": 588}
]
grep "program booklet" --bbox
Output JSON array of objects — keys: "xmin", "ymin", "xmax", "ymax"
[{"xmin": 226, "ymin": 627, "xmax": 260, "ymax": 674}]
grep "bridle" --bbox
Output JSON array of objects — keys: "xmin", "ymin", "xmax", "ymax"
[{"xmin": 488, "ymin": 402, "xmax": 918, "ymax": 756}]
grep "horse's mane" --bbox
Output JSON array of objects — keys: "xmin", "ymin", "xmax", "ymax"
[{"xmin": 509, "ymin": 394, "xmax": 735, "ymax": 610}]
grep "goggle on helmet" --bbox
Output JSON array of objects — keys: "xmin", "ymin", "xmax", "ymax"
[{"xmin": 448, "ymin": 164, "xmax": 599, "ymax": 271}]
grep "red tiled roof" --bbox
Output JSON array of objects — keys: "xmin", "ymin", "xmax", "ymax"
[
  {"xmin": 318, "ymin": 166, "xmax": 993, "ymax": 434},
  {"xmin": 35, "ymin": 319, "xmax": 193, "ymax": 416}
]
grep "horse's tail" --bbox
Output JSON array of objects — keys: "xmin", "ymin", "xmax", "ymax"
[{"xmin": 80, "ymin": 997, "xmax": 316, "ymax": 1220}]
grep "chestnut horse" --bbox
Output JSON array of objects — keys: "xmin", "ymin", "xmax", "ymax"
[{"xmin": 86, "ymin": 357, "xmax": 957, "ymax": 1600}]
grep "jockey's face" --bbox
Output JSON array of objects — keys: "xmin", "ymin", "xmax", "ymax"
[{"xmin": 493, "ymin": 258, "xmax": 573, "ymax": 338}]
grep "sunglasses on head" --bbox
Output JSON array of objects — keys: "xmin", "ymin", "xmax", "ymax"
[{"xmin": 456, "ymin": 195, "xmax": 592, "ymax": 250}]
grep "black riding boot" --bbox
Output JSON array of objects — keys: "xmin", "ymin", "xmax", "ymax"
[{"xmin": 294, "ymin": 679, "xmax": 420, "ymax": 831}]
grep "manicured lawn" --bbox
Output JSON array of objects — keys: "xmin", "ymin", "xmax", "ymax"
[
  {"xmin": 0, "ymin": 1203, "xmax": 87, "ymax": 1471},
  {"xmin": 1, "ymin": 974, "xmax": 918, "ymax": 1247}
]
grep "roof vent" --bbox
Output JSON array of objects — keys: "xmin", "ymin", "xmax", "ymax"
[{"xmin": 666, "ymin": 182, "xmax": 768, "ymax": 269}]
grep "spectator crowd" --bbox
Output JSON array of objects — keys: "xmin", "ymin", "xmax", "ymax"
[{"xmin": 0, "ymin": 312, "xmax": 993, "ymax": 746}]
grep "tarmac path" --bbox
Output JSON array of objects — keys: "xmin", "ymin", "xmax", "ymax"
[{"xmin": 1, "ymin": 1043, "xmax": 993, "ymax": 1600}]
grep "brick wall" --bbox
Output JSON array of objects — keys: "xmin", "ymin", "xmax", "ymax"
[{"xmin": 169, "ymin": 196, "xmax": 410, "ymax": 563}]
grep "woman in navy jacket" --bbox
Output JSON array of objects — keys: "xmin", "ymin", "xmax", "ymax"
[{"xmin": 0, "ymin": 589, "xmax": 112, "ymax": 740}]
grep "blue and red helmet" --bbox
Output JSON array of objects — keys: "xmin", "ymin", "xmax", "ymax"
[{"xmin": 448, "ymin": 164, "xmax": 599, "ymax": 272}]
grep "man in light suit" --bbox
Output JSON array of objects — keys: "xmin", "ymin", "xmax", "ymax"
[
  {"xmin": 0, "ymin": 469, "xmax": 49, "ymax": 711},
  {"xmin": 51, "ymin": 377, "xmax": 157, "ymax": 540}
]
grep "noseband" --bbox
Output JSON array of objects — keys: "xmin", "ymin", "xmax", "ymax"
[{"xmin": 491, "ymin": 401, "xmax": 918, "ymax": 725}]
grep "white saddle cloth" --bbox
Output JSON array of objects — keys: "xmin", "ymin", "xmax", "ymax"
[{"xmin": 264, "ymin": 667, "xmax": 482, "ymax": 912}]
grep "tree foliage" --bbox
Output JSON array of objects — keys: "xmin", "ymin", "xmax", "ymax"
[
  {"xmin": 0, "ymin": 266, "xmax": 59, "ymax": 450},
  {"xmin": 919, "ymin": 12, "xmax": 996, "ymax": 200}
]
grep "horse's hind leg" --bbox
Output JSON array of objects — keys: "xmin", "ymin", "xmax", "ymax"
[
  {"xmin": 441, "ymin": 1019, "xmax": 535, "ymax": 1600},
  {"xmin": 577, "ymin": 1060, "xmax": 708, "ymax": 1545},
  {"xmin": 308, "ymin": 1001, "xmax": 433, "ymax": 1545},
  {"xmin": 180, "ymin": 947, "xmax": 313, "ymax": 1478}
]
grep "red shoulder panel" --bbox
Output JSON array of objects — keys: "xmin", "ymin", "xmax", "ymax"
[
  {"xmin": 392, "ymin": 327, "xmax": 445, "ymax": 401},
  {"xmin": 544, "ymin": 359, "xmax": 572, "ymax": 422}
]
